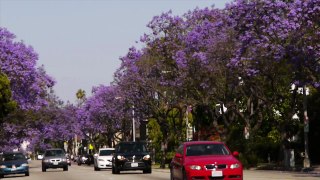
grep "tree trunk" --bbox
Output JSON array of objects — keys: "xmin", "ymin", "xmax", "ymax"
[{"xmin": 160, "ymin": 140, "xmax": 167, "ymax": 169}]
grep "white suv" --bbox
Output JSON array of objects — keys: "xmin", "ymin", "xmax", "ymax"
[{"xmin": 94, "ymin": 148, "xmax": 115, "ymax": 171}]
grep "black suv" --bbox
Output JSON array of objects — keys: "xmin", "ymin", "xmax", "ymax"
[{"xmin": 112, "ymin": 141, "xmax": 152, "ymax": 174}]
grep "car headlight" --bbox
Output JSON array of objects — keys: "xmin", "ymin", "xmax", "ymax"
[
  {"xmin": 189, "ymin": 165, "xmax": 202, "ymax": 170},
  {"xmin": 98, "ymin": 159, "xmax": 104, "ymax": 162},
  {"xmin": 21, "ymin": 163, "xmax": 29, "ymax": 167},
  {"xmin": 0, "ymin": 165, "xmax": 7, "ymax": 168},
  {"xmin": 143, "ymin": 155, "xmax": 150, "ymax": 160},
  {"xmin": 230, "ymin": 163, "xmax": 240, "ymax": 169},
  {"xmin": 117, "ymin": 155, "xmax": 125, "ymax": 160},
  {"xmin": 62, "ymin": 158, "xmax": 67, "ymax": 162},
  {"xmin": 44, "ymin": 159, "xmax": 50, "ymax": 163}
]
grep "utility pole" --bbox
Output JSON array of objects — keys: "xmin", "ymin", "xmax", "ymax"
[
  {"xmin": 303, "ymin": 85, "xmax": 310, "ymax": 168},
  {"xmin": 186, "ymin": 108, "xmax": 189, "ymax": 141},
  {"xmin": 132, "ymin": 105, "xmax": 135, "ymax": 142}
]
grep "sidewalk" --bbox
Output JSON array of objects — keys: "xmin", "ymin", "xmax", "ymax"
[
  {"xmin": 151, "ymin": 164, "xmax": 320, "ymax": 175},
  {"xmin": 255, "ymin": 163, "xmax": 320, "ymax": 175},
  {"xmin": 309, "ymin": 165, "xmax": 320, "ymax": 174},
  {"xmin": 152, "ymin": 165, "xmax": 170, "ymax": 173}
]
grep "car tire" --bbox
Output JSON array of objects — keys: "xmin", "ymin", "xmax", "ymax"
[
  {"xmin": 94, "ymin": 166, "xmax": 100, "ymax": 171},
  {"xmin": 112, "ymin": 166, "xmax": 120, "ymax": 174},
  {"xmin": 143, "ymin": 168, "xmax": 152, "ymax": 174},
  {"xmin": 182, "ymin": 169, "xmax": 187, "ymax": 180},
  {"xmin": 63, "ymin": 166, "xmax": 68, "ymax": 171},
  {"xmin": 0, "ymin": 174, "xmax": 4, "ymax": 178},
  {"xmin": 170, "ymin": 168, "xmax": 175, "ymax": 180},
  {"xmin": 25, "ymin": 171, "xmax": 30, "ymax": 176},
  {"xmin": 42, "ymin": 166, "xmax": 46, "ymax": 172}
]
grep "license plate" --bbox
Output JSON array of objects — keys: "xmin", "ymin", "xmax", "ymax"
[
  {"xmin": 11, "ymin": 165, "xmax": 16, "ymax": 171},
  {"xmin": 211, "ymin": 170, "xmax": 223, "ymax": 177},
  {"xmin": 131, "ymin": 163, "xmax": 138, "ymax": 167},
  {"xmin": 53, "ymin": 162, "xmax": 59, "ymax": 165}
]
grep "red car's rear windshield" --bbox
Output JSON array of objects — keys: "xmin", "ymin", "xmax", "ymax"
[{"xmin": 186, "ymin": 144, "xmax": 230, "ymax": 156}]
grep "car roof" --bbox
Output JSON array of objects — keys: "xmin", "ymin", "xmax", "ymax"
[
  {"xmin": 183, "ymin": 141, "xmax": 225, "ymax": 146},
  {"xmin": 99, "ymin": 148, "xmax": 115, "ymax": 150},
  {"xmin": 46, "ymin": 148, "xmax": 64, "ymax": 150},
  {"xmin": 2, "ymin": 151, "xmax": 24, "ymax": 155},
  {"xmin": 118, "ymin": 141, "xmax": 146, "ymax": 144}
]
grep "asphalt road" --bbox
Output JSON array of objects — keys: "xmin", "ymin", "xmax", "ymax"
[
  {"xmin": 1, "ymin": 160, "xmax": 168, "ymax": 180},
  {"xmin": 1, "ymin": 160, "xmax": 319, "ymax": 180}
]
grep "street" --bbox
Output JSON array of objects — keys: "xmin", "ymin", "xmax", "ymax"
[{"xmin": 1, "ymin": 160, "xmax": 320, "ymax": 180}]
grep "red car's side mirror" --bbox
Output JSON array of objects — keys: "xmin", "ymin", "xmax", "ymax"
[
  {"xmin": 175, "ymin": 153, "xmax": 183, "ymax": 158},
  {"xmin": 233, "ymin": 151, "xmax": 239, "ymax": 157}
]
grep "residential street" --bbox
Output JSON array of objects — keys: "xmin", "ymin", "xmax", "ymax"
[{"xmin": 1, "ymin": 160, "xmax": 319, "ymax": 180}]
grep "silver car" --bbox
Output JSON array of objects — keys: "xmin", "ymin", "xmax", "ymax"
[{"xmin": 42, "ymin": 148, "xmax": 68, "ymax": 172}]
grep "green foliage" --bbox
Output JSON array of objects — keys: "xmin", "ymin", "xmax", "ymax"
[
  {"xmin": 147, "ymin": 118, "xmax": 163, "ymax": 143},
  {"xmin": 267, "ymin": 127, "xmax": 281, "ymax": 144},
  {"xmin": 147, "ymin": 107, "xmax": 187, "ymax": 164},
  {"xmin": 0, "ymin": 72, "xmax": 16, "ymax": 122}
]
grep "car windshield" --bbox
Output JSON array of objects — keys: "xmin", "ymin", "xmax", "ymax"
[
  {"xmin": 99, "ymin": 150, "xmax": 114, "ymax": 156},
  {"xmin": 116, "ymin": 143, "xmax": 147, "ymax": 153},
  {"xmin": 2, "ymin": 153, "xmax": 26, "ymax": 161},
  {"xmin": 186, "ymin": 144, "xmax": 230, "ymax": 156},
  {"xmin": 45, "ymin": 149, "xmax": 65, "ymax": 157}
]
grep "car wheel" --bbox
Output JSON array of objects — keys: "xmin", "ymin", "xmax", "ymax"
[
  {"xmin": 182, "ymin": 169, "xmax": 187, "ymax": 180},
  {"xmin": 170, "ymin": 168, "xmax": 175, "ymax": 180},
  {"xmin": 42, "ymin": 166, "xmax": 46, "ymax": 172},
  {"xmin": 63, "ymin": 166, "xmax": 68, "ymax": 171},
  {"xmin": 0, "ymin": 174, "xmax": 4, "ymax": 178},
  {"xmin": 182, "ymin": 169, "xmax": 188, "ymax": 180},
  {"xmin": 25, "ymin": 171, "xmax": 30, "ymax": 176},
  {"xmin": 112, "ymin": 166, "xmax": 120, "ymax": 174},
  {"xmin": 94, "ymin": 166, "xmax": 100, "ymax": 171},
  {"xmin": 143, "ymin": 168, "xmax": 152, "ymax": 174}
]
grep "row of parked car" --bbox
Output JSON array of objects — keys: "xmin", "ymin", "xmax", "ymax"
[
  {"xmin": 75, "ymin": 143, "xmax": 151, "ymax": 174},
  {"xmin": 72, "ymin": 148, "xmax": 115, "ymax": 171},
  {"xmin": 1, "ymin": 141, "xmax": 243, "ymax": 179}
]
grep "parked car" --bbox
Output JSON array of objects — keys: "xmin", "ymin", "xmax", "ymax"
[
  {"xmin": 42, "ymin": 148, "xmax": 68, "ymax": 172},
  {"xmin": 112, "ymin": 141, "xmax": 152, "ymax": 174},
  {"xmin": 77, "ymin": 154, "xmax": 86, "ymax": 165},
  {"xmin": 170, "ymin": 141, "xmax": 243, "ymax": 180},
  {"xmin": 66, "ymin": 156, "xmax": 71, "ymax": 166},
  {"xmin": 77, "ymin": 154, "xmax": 94, "ymax": 166},
  {"xmin": 94, "ymin": 148, "xmax": 115, "ymax": 171},
  {"xmin": 37, "ymin": 153, "xmax": 44, "ymax": 160},
  {"xmin": 0, "ymin": 151, "xmax": 29, "ymax": 178}
]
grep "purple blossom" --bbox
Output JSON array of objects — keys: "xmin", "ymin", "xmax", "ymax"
[{"xmin": 0, "ymin": 27, "xmax": 55, "ymax": 110}]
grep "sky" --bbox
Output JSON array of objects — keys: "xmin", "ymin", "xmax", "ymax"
[{"xmin": 0, "ymin": 0, "xmax": 232, "ymax": 104}]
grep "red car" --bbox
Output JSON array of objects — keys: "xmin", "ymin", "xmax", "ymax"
[{"xmin": 170, "ymin": 141, "xmax": 243, "ymax": 180}]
